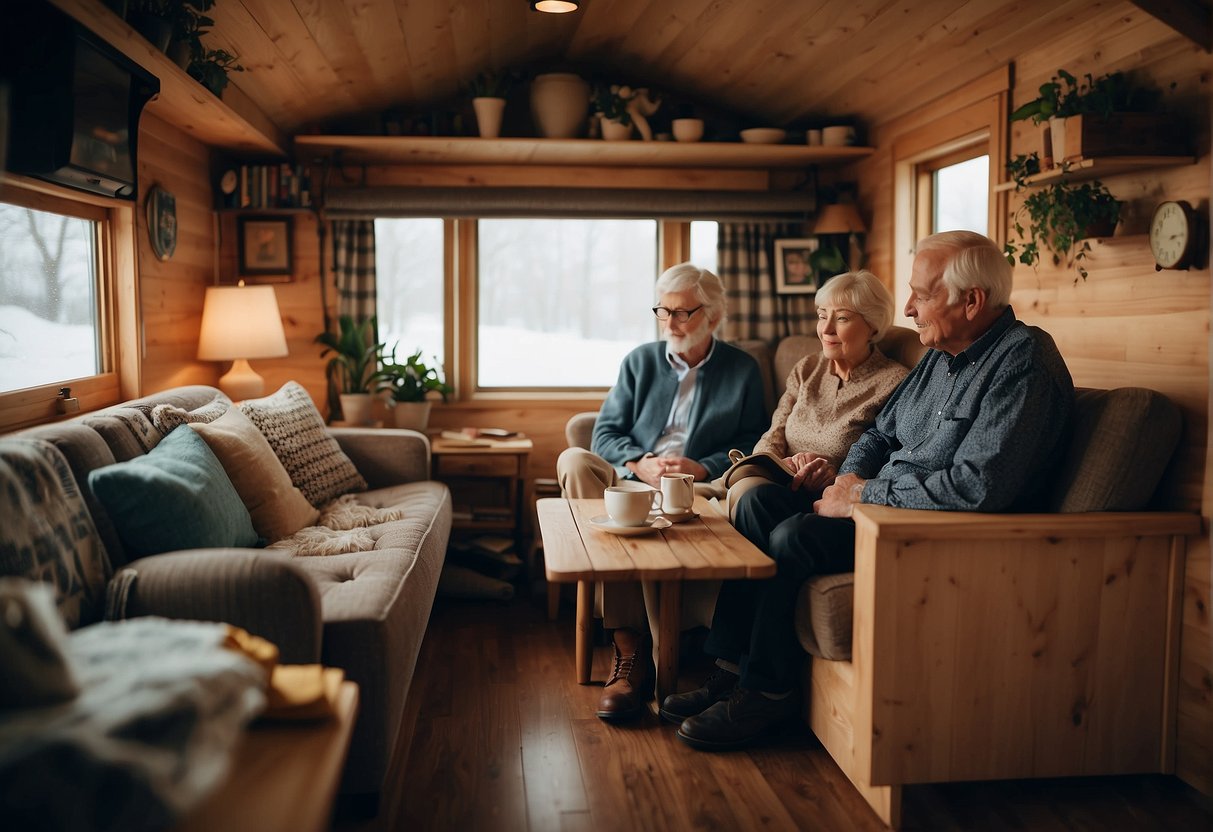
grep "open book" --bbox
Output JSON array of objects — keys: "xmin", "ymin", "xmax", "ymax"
[{"xmin": 720, "ymin": 449, "xmax": 796, "ymax": 489}]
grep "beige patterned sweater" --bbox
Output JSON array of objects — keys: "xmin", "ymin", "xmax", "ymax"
[{"xmin": 752, "ymin": 348, "xmax": 909, "ymax": 468}]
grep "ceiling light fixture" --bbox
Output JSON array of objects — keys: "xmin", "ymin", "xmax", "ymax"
[{"xmin": 530, "ymin": 1, "xmax": 579, "ymax": 13}]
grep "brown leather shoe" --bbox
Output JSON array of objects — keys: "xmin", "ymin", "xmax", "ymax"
[{"xmin": 595, "ymin": 627, "xmax": 653, "ymax": 721}]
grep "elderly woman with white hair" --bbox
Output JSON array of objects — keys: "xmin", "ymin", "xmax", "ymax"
[
  {"xmin": 743, "ymin": 269, "xmax": 909, "ymax": 501},
  {"xmin": 660, "ymin": 269, "xmax": 909, "ymax": 728}
]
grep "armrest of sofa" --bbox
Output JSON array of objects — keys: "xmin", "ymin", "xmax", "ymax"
[
  {"xmin": 329, "ymin": 426, "xmax": 431, "ymax": 487},
  {"xmin": 841, "ymin": 504, "xmax": 1198, "ymax": 787},
  {"xmin": 105, "ymin": 549, "xmax": 323, "ymax": 664}
]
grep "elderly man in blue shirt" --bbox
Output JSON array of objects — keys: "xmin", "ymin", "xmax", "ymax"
[
  {"xmin": 557, "ymin": 262, "xmax": 767, "ymax": 722},
  {"xmin": 667, "ymin": 230, "xmax": 1074, "ymax": 750}
]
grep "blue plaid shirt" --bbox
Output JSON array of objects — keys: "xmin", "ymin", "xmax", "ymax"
[{"xmin": 840, "ymin": 307, "xmax": 1074, "ymax": 512}]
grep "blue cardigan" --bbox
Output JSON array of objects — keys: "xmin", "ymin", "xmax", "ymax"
[{"xmin": 591, "ymin": 339, "xmax": 767, "ymax": 480}]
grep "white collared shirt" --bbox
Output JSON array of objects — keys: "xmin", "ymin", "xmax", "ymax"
[{"xmin": 653, "ymin": 338, "xmax": 716, "ymax": 457}]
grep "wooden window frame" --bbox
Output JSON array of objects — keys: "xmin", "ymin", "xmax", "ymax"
[
  {"xmin": 0, "ymin": 177, "xmax": 136, "ymax": 431},
  {"xmin": 446, "ymin": 217, "xmax": 689, "ymax": 402},
  {"xmin": 890, "ymin": 67, "xmax": 1010, "ymax": 325}
]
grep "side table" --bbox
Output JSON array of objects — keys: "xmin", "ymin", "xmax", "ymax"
[
  {"xmin": 430, "ymin": 436, "xmax": 533, "ymax": 554},
  {"xmin": 175, "ymin": 679, "xmax": 358, "ymax": 832}
]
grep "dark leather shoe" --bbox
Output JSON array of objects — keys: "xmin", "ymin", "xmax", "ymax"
[
  {"xmin": 659, "ymin": 666, "xmax": 739, "ymax": 725},
  {"xmin": 596, "ymin": 628, "xmax": 653, "ymax": 721},
  {"xmin": 676, "ymin": 687, "xmax": 799, "ymax": 750}
]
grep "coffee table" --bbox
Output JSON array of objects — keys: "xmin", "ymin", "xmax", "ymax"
[{"xmin": 536, "ymin": 496, "xmax": 775, "ymax": 701}]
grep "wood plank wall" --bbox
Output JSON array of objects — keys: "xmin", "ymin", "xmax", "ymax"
[{"xmin": 845, "ymin": 8, "xmax": 1212, "ymax": 796}]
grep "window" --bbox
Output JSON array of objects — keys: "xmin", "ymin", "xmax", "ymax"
[
  {"xmin": 0, "ymin": 189, "xmax": 110, "ymax": 395},
  {"xmin": 921, "ymin": 150, "xmax": 989, "ymax": 236},
  {"xmin": 689, "ymin": 221, "xmax": 719, "ymax": 274},
  {"xmin": 476, "ymin": 219, "xmax": 658, "ymax": 389},
  {"xmin": 375, "ymin": 218, "xmax": 445, "ymax": 365}
]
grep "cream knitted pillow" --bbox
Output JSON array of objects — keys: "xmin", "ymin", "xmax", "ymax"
[{"xmin": 238, "ymin": 381, "xmax": 366, "ymax": 507}]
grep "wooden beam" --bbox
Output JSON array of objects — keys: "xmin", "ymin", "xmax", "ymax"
[{"xmin": 1129, "ymin": 0, "xmax": 1213, "ymax": 51}]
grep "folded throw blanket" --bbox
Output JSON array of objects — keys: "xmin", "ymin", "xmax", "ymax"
[{"xmin": 0, "ymin": 615, "xmax": 266, "ymax": 832}]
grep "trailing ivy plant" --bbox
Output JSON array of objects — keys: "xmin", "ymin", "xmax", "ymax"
[{"xmin": 1003, "ymin": 152, "xmax": 1122, "ymax": 282}]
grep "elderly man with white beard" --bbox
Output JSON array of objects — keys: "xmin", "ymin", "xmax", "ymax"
[{"xmin": 556, "ymin": 262, "xmax": 767, "ymax": 722}]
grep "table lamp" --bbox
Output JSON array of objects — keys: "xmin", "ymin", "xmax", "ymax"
[
  {"xmin": 813, "ymin": 203, "xmax": 867, "ymax": 276},
  {"xmin": 197, "ymin": 281, "xmax": 288, "ymax": 400}
]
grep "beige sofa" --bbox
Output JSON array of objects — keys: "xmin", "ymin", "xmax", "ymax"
[
  {"xmin": 563, "ymin": 331, "xmax": 1198, "ymax": 828},
  {"xmin": 2, "ymin": 385, "xmax": 451, "ymax": 812}
]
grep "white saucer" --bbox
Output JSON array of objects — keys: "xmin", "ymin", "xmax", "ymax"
[
  {"xmin": 650, "ymin": 509, "xmax": 699, "ymax": 524},
  {"xmin": 589, "ymin": 514, "xmax": 672, "ymax": 536}
]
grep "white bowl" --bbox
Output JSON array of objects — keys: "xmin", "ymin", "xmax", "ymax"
[
  {"xmin": 672, "ymin": 118, "xmax": 704, "ymax": 143},
  {"xmin": 739, "ymin": 127, "xmax": 787, "ymax": 145}
]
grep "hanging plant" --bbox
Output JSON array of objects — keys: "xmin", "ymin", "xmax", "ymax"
[{"xmin": 1003, "ymin": 153, "xmax": 1122, "ymax": 282}]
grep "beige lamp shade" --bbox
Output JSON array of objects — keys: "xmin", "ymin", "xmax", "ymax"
[
  {"xmin": 813, "ymin": 203, "xmax": 867, "ymax": 235},
  {"xmin": 197, "ymin": 283, "xmax": 288, "ymax": 400}
]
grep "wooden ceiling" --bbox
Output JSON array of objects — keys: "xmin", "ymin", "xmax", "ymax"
[{"xmin": 203, "ymin": 0, "xmax": 1209, "ymax": 136}]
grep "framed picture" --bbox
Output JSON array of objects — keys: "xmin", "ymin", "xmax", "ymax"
[
  {"xmin": 774, "ymin": 238, "xmax": 820, "ymax": 294},
  {"xmin": 237, "ymin": 215, "xmax": 293, "ymax": 281}
]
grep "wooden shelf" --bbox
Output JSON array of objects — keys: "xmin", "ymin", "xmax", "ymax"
[
  {"xmin": 294, "ymin": 135, "xmax": 875, "ymax": 169},
  {"xmin": 994, "ymin": 155, "xmax": 1196, "ymax": 191},
  {"xmin": 49, "ymin": 0, "xmax": 287, "ymax": 156}
]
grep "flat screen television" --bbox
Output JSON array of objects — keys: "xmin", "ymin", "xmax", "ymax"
[{"xmin": 1, "ymin": 4, "xmax": 158, "ymax": 199}]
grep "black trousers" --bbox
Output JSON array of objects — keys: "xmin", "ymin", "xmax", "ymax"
[{"xmin": 704, "ymin": 484, "xmax": 855, "ymax": 693}]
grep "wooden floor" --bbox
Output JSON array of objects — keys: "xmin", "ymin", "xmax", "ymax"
[{"xmin": 339, "ymin": 591, "xmax": 1212, "ymax": 832}]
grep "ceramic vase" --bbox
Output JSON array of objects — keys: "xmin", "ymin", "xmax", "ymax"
[
  {"xmin": 339, "ymin": 393, "xmax": 375, "ymax": 426},
  {"xmin": 472, "ymin": 97, "xmax": 506, "ymax": 139},
  {"xmin": 529, "ymin": 73, "xmax": 589, "ymax": 139},
  {"xmin": 601, "ymin": 118, "xmax": 633, "ymax": 141},
  {"xmin": 393, "ymin": 401, "xmax": 432, "ymax": 432}
]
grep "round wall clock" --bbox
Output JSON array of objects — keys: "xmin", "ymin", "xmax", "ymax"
[
  {"xmin": 1149, "ymin": 200, "xmax": 1197, "ymax": 271},
  {"xmin": 146, "ymin": 185, "xmax": 177, "ymax": 261}
]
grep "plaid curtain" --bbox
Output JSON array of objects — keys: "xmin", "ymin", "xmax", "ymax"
[
  {"xmin": 718, "ymin": 221, "xmax": 816, "ymax": 342},
  {"xmin": 331, "ymin": 219, "xmax": 377, "ymax": 322}
]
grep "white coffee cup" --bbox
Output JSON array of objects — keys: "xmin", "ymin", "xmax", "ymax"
[
  {"xmin": 806, "ymin": 129, "xmax": 822, "ymax": 146},
  {"xmin": 822, "ymin": 125, "xmax": 856, "ymax": 146},
  {"xmin": 604, "ymin": 483, "xmax": 662, "ymax": 526},
  {"xmin": 660, "ymin": 473, "xmax": 695, "ymax": 514},
  {"xmin": 672, "ymin": 118, "xmax": 705, "ymax": 143}
]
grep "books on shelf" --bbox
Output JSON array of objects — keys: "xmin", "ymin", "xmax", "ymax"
[{"xmin": 229, "ymin": 163, "xmax": 312, "ymax": 210}]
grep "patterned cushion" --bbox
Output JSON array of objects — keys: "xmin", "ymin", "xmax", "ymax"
[
  {"xmin": 190, "ymin": 408, "xmax": 320, "ymax": 542},
  {"xmin": 82, "ymin": 407, "xmax": 161, "ymax": 461},
  {"xmin": 238, "ymin": 381, "xmax": 367, "ymax": 507},
  {"xmin": 151, "ymin": 395, "xmax": 231, "ymax": 435},
  {"xmin": 87, "ymin": 427, "xmax": 261, "ymax": 559},
  {"xmin": 0, "ymin": 439, "xmax": 110, "ymax": 630}
]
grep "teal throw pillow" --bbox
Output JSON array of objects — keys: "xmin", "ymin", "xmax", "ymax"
[{"xmin": 87, "ymin": 426, "xmax": 260, "ymax": 559}]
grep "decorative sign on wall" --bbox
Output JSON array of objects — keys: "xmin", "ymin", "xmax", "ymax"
[{"xmin": 145, "ymin": 185, "xmax": 177, "ymax": 261}]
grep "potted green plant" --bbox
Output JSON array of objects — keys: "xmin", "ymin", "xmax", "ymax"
[
  {"xmin": 379, "ymin": 347, "xmax": 452, "ymax": 431},
  {"xmin": 1003, "ymin": 153, "xmax": 1122, "ymax": 281},
  {"xmin": 126, "ymin": 0, "xmax": 174, "ymax": 51},
  {"xmin": 168, "ymin": 0, "xmax": 215, "ymax": 69},
  {"xmin": 188, "ymin": 47, "xmax": 244, "ymax": 98},
  {"xmin": 1009, "ymin": 68, "xmax": 1168, "ymax": 166},
  {"xmin": 592, "ymin": 84, "xmax": 637, "ymax": 140},
  {"xmin": 467, "ymin": 70, "xmax": 514, "ymax": 138},
  {"xmin": 315, "ymin": 316, "xmax": 388, "ymax": 424}
]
